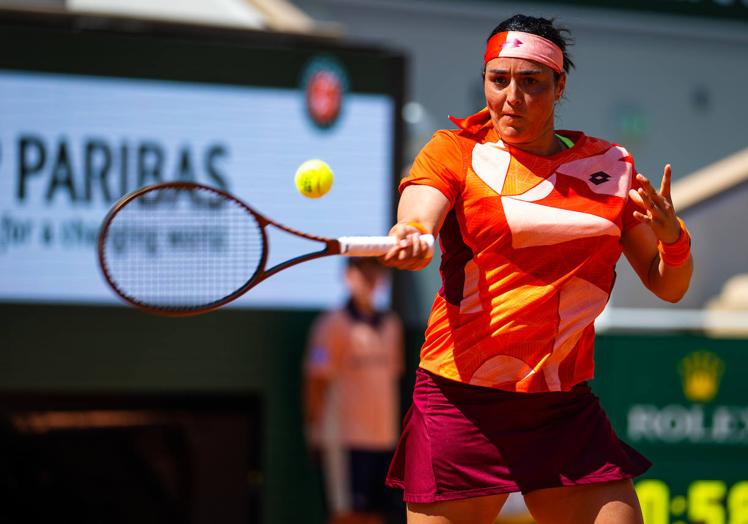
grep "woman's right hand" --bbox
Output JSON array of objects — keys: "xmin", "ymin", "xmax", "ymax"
[{"xmin": 381, "ymin": 222, "xmax": 434, "ymax": 271}]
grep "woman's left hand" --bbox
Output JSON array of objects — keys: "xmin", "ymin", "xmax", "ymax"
[{"xmin": 628, "ymin": 164, "xmax": 681, "ymax": 243}]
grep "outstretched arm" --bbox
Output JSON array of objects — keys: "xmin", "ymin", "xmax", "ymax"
[{"xmin": 622, "ymin": 164, "xmax": 693, "ymax": 303}]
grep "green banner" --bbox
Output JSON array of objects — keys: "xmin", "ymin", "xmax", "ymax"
[{"xmin": 594, "ymin": 334, "xmax": 748, "ymax": 524}]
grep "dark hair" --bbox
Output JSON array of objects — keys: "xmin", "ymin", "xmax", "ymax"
[{"xmin": 488, "ymin": 14, "xmax": 575, "ymax": 77}]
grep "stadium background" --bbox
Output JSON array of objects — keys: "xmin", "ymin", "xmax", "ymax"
[{"xmin": 0, "ymin": 1, "xmax": 746, "ymax": 523}]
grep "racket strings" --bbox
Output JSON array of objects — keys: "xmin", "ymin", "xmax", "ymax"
[{"xmin": 102, "ymin": 186, "xmax": 264, "ymax": 311}]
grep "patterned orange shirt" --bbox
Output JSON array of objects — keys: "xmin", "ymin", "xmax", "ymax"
[{"xmin": 401, "ymin": 109, "xmax": 640, "ymax": 393}]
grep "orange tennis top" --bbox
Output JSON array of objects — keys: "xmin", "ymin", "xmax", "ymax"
[{"xmin": 401, "ymin": 108, "xmax": 641, "ymax": 393}]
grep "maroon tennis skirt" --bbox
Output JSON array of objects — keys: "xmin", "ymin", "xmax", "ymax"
[{"xmin": 385, "ymin": 368, "xmax": 650, "ymax": 503}]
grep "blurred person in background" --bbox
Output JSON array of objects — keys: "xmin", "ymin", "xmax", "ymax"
[
  {"xmin": 381, "ymin": 13, "xmax": 693, "ymax": 524},
  {"xmin": 304, "ymin": 257, "xmax": 405, "ymax": 524}
]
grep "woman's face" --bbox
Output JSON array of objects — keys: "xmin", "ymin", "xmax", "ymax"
[{"xmin": 484, "ymin": 57, "xmax": 566, "ymax": 152}]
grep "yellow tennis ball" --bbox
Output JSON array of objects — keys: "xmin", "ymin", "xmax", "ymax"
[{"xmin": 295, "ymin": 159, "xmax": 334, "ymax": 199}]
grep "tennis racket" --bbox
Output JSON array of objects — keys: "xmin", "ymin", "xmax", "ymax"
[{"xmin": 97, "ymin": 182, "xmax": 433, "ymax": 316}]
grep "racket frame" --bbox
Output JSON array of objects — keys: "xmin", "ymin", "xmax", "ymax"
[{"xmin": 97, "ymin": 181, "xmax": 342, "ymax": 317}]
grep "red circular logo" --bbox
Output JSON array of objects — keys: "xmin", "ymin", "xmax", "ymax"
[
  {"xmin": 302, "ymin": 57, "xmax": 348, "ymax": 130},
  {"xmin": 306, "ymin": 70, "xmax": 343, "ymax": 127}
]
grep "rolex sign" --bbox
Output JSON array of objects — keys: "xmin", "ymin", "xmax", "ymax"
[{"xmin": 593, "ymin": 334, "xmax": 748, "ymax": 524}]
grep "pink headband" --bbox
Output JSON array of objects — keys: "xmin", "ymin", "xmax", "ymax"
[{"xmin": 484, "ymin": 31, "xmax": 564, "ymax": 74}]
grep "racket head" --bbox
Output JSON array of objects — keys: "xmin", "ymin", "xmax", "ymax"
[{"xmin": 97, "ymin": 182, "xmax": 268, "ymax": 316}]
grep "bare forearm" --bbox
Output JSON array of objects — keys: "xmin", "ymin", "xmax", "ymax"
[
  {"xmin": 395, "ymin": 186, "xmax": 450, "ymax": 234},
  {"xmin": 647, "ymin": 254, "xmax": 694, "ymax": 303}
]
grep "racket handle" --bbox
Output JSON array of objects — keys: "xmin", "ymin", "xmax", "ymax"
[{"xmin": 338, "ymin": 234, "xmax": 435, "ymax": 257}]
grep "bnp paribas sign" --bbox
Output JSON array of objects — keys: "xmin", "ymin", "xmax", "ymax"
[{"xmin": 627, "ymin": 351, "xmax": 748, "ymax": 445}]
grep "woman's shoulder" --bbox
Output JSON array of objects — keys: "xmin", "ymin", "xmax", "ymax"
[
  {"xmin": 414, "ymin": 128, "xmax": 472, "ymax": 172},
  {"xmin": 555, "ymin": 131, "xmax": 637, "ymax": 191},
  {"xmin": 421, "ymin": 126, "xmax": 492, "ymax": 164}
]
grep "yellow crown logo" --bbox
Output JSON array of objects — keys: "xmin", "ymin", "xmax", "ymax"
[{"xmin": 678, "ymin": 351, "xmax": 725, "ymax": 403}]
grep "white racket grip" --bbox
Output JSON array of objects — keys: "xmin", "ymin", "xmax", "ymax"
[{"xmin": 338, "ymin": 234, "xmax": 435, "ymax": 257}]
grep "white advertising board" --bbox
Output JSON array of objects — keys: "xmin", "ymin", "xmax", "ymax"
[{"xmin": 0, "ymin": 70, "xmax": 394, "ymax": 309}]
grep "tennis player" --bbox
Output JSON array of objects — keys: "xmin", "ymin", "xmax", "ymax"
[{"xmin": 382, "ymin": 14, "xmax": 693, "ymax": 524}]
